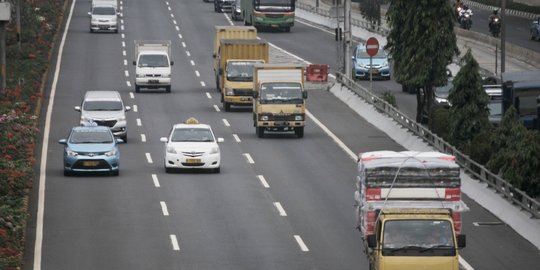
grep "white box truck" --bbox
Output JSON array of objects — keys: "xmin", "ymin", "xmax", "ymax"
[{"xmin": 133, "ymin": 40, "xmax": 174, "ymax": 93}]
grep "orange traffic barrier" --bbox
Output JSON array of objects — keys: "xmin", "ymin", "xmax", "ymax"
[{"xmin": 306, "ymin": 64, "xmax": 329, "ymax": 82}]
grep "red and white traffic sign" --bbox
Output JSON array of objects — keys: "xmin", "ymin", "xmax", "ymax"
[{"xmin": 366, "ymin": 37, "xmax": 379, "ymax": 57}]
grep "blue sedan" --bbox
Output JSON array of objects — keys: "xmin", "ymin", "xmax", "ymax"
[
  {"xmin": 352, "ymin": 44, "xmax": 391, "ymax": 80},
  {"xmin": 59, "ymin": 126, "xmax": 123, "ymax": 176}
]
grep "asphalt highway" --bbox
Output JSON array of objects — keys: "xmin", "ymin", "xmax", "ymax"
[{"xmin": 27, "ymin": 0, "xmax": 540, "ymax": 269}]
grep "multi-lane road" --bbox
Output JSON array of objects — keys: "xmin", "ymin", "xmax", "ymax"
[{"xmin": 26, "ymin": 0, "xmax": 540, "ymax": 269}]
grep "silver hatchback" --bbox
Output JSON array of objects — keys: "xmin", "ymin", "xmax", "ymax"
[{"xmin": 75, "ymin": 91, "xmax": 131, "ymax": 142}]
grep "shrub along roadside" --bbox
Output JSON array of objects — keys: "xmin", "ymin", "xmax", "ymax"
[{"xmin": 0, "ymin": 0, "xmax": 65, "ymax": 268}]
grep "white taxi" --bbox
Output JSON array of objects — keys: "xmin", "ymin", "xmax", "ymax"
[{"xmin": 160, "ymin": 118, "xmax": 223, "ymax": 173}]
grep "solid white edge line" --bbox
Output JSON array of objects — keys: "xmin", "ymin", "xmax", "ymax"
[
  {"xmin": 257, "ymin": 175, "xmax": 269, "ymax": 188},
  {"xmin": 136, "ymin": 118, "xmax": 142, "ymax": 126},
  {"xmin": 34, "ymin": 0, "xmax": 78, "ymax": 269},
  {"xmin": 170, "ymin": 234, "xmax": 180, "ymax": 251},
  {"xmin": 274, "ymin": 202, "xmax": 287, "ymax": 216},
  {"xmin": 206, "ymin": 92, "xmax": 211, "ymax": 99},
  {"xmin": 213, "ymin": 105, "xmax": 220, "ymax": 112},
  {"xmin": 145, "ymin": 153, "xmax": 153, "ymax": 164},
  {"xmin": 160, "ymin": 201, "xmax": 170, "ymax": 216},
  {"xmin": 222, "ymin": 119, "xmax": 230, "ymax": 127},
  {"xmin": 306, "ymin": 110, "xmax": 357, "ymax": 161},
  {"xmin": 233, "ymin": 134, "xmax": 241, "ymax": 143},
  {"xmin": 243, "ymin": 153, "xmax": 254, "ymax": 164},
  {"xmin": 140, "ymin": 134, "xmax": 146, "ymax": 142},
  {"xmin": 459, "ymin": 256, "xmax": 475, "ymax": 270},
  {"xmin": 133, "ymin": 105, "xmax": 138, "ymax": 112},
  {"xmin": 152, "ymin": 174, "xmax": 160, "ymax": 187},
  {"xmin": 294, "ymin": 235, "xmax": 309, "ymax": 252}
]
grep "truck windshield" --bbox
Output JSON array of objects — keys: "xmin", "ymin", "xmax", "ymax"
[
  {"xmin": 227, "ymin": 61, "xmax": 262, "ymax": 82},
  {"xmin": 138, "ymin": 55, "xmax": 169, "ymax": 68},
  {"xmin": 260, "ymin": 83, "xmax": 303, "ymax": 104},
  {"xmin": 255, "ymin": 0, "xmax": 294, "ymax": 12},
  {"xmin": 92, "ymin": 6, "xmax": 116, "ymax": 15},
  {"xmin": 382, "ymin": 220, "xmax": 456, "ymax": 256}
]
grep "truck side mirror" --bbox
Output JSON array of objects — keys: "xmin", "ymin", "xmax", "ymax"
[
  {"xmin": 367, "ymin": 235, "xmax": 377, "ymax": 248},
  {"xmin": 170, "ymin": 61, "xmax": 174, "ymax": 66},
  {"xmin": 302, "ymin": 91, "xmax": 308, "ymax": 99},
  {"xmin": 457, "ymin": 234, "xmax": 466, "ymax": 248},
  {"xmin": 132, "ymin": 60, "xmax": 136, "ymax": 66},
  {"xmin": 253, "ymin": 91, "xmax": 259, "ymax": 98}
]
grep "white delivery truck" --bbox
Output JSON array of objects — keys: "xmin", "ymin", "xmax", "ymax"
[{"xmin": 133, "ymin": 40, "xmax": 173, "ymax": 93}]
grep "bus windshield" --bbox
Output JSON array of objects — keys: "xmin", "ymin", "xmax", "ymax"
[{"xmin": 255, "ymin": 0, "xmax": 294, "ymax": 12}]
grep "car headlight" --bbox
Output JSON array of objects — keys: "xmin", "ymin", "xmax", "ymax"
[
  {"xmin": 118, "ymin": 116, "xmax": 126, "ymax": 121},
  {"xmin": 236, "ymin": 8, "xmax": 241, "ymax": 12},
  {"xmin": 209, "ymin": 146, "xmax": 220, "ymax": 154},
  {"xmin": 224, "ymin": 87, "xmax": 234, "ymax": 96},
  {"xmin": 166, "ymin": 146, "xmax": 177, "ymax": 154},
  {"xmin": 260, "ymin": 115, "xmax": 269, "ymax": 121},
  {"xmin": 163, "ymin": 73, "xmax": 171, "ymax": 78},
  {"xmin": 105, "ymin": 149, "xmax": 117, "ymax": 156},
  {"xmin": 294, "ymin": 115, "xmax": 304, "ymax": 121},
  {"xmin": 66, "ymin": 149, "xmax": 78, "ymax": 157},
  {"xmin": 136, "ymin": 73, "xmax": 145, "ymax": 78},
  {"xmin": 434, "ymin": 97, "xmax": 447, "ymax": 104},
  {"xmin": 91, "ymin": 18, "xmax": 98, "ymax": 24}
]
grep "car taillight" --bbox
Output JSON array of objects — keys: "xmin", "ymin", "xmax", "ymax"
[
  {"xmin": 366, "ymin": 211, "xmax": 377, "ymax": 235},
  {"xmin": 445, "ymin": 188, "xmax": 461, "ymax": 201},
  {"xmin": 366, "ymin": 188, "xmax": 381, "ymax": 200}
]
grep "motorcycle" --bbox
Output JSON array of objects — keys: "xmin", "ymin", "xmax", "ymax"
[
  {"xmin": 459, "ymin": 11, "xmax": 473, "ymax": 30},
  {"xmin": 490, "ymin": 17, "xmax": 501, "ymax": 37}
]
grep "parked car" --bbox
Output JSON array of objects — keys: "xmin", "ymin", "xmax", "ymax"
[
  {"xmin": 59, "ymin": 125, "xmax": 123, "ymax": 176},
  {"xmin": 352, "ymin": 43, "xmax": 391, "ymax": 80},
  {"xmin": 231, "ymin": 0, "xmax": 242, "ymax": 21},
  {"xmin": 88, "ymin": 4, "xmax": 118, "ymax": 33},
  {"xmin": 75, "ymin": 90, "xmax": 131, "ymax": 142},
  {"xmin": 160, "ymin": 118, "xmax": 224, "ymax": 173},
  {"xmin": 531, "ymin": 17, "xmax": 540, "ymax": 41}
]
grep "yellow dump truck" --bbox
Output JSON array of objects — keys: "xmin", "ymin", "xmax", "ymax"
[
  {"xmin": 213, "ymin": 25, "xmax": 257, "ymax": 91},
  {"xmin": 365, "ymin": 208, "xmax": 466, "ymax": 270},
  {"xmin": 252, "ymin": 64, "xmax": 307, "ymax": 138},
  {"xmin": 217, "ymin": 39, "xmax": 269, "ymax": 111}
]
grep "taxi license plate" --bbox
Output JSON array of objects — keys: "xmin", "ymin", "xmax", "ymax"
[
  {"xmin": 149, "ymin": 79, "xmax": 159, "ymax": 83},
  {"xmin": 83, "ymin": 161, "xmax": 99, "ymax": 167},
  {"xmin": 186, "ymin": 159, "xmax": 201, "ymax": 164}
]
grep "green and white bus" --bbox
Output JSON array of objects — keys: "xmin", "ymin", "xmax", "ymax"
[{"xmin": 241, "ymin": 0, "xmax": 295, "ymax": 32}]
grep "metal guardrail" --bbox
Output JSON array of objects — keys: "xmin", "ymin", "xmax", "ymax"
[{"xmin": 335, "ymin": 72, "xmax": 540, "ymax": 219}]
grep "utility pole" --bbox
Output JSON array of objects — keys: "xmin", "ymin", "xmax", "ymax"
[
  {"xmin": 335, "ymin": 0, "xmax": 343, "ymax": 74},
  {"xmin": 16, "ymin": 0, "xmax": 20, "ymax": 48},
  {"xmin": 0, "ymin": 1, "xmax": 11, "ymax": 95},
  {"xmin": 344, "ymin": 0, "xmax": 351, "ymax": 78},
  {"xmin": 501, "ymin": 0, "xmax": 506, "ymax": 74}
]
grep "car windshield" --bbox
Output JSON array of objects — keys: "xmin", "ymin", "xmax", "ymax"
[
  {"xmin": 83, "ymin": 101, "xmax": 123, "ymax": 111},
  {"xmin": 260, "ymin": 83, "xmax": 303, "ymax": 104},
  {"xmin": 357, "ymin": 49, "xmax": 387, "ymax": 59},
  {"xmin": 93, "ymin": 6, "xmax": 116, "ymax": 15},
  {"xmin": 138, "ymin": 55, "xmax": 169, "ymax": 67},
  {"xmin": 171, "ymin": 128, "xmax": 214, "ymax": 142},
  {"xmin": 227, "ymin": 61, "xmax": 262, "ymax": 82},
  {"xmin": 69, "ymin": 130, "xmax": 114, "ymax": 144}
]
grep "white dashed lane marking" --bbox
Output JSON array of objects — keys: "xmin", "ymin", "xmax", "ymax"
[
  {"xmin": 122, "ymin": 50, "xmax": 126, "ymax": 56},
  {"xmin": 206, "ymin": 92, "xmax": 211, "ymax": 99},
  {"xmin": 133, "ymin": 105, "xmax": 138, "ymax": 112},
  {"xmin": 243, "ymin": 153, "xmax": 254, "ymax": 164},
  {"xmin": 175, "ymin": 26, "xmax": 180, "ymax": 31},
  {"xmin": 140, "ymin": 134, "xmax": 146, "ymax": 142},
  {"xmin": 274, "ymin": 202, "xmax": 287, "ymax": 216},
  {"xmin": 173, "ymin": 20, "xmax": 177, "ymax": 25},
  {"xmin": 190, "ymin": 60, "xmax": 195, "ymax": 66},
  {"xmin": 257, "ymin": 175, "xmax": 269, "ymax": 188},
  {"xmin": 124, "ymin": 70, "xmax": 129, "ymax": 77},
  {"xmin": 145, "ymin": 153, "xmax": 153, "ymax": 164},
  {"xmin": 200, "ymin": 81, "xmax": 206, "ymax": 87},
  {"xmin": 195, "ymin": 70, "xmax": 200, "ymax": 77},
  {"xmin": 136, "ymin": 118, "xmax": 142, "ymax": 126},
  {"xmin": 181, "ymin": 42, "xmax": 186, "ymax": 48},
  {"xmin": 170, "ymin": 235, "xmax": 180, "ymax": 251},
  {"xmin": 178, "ymin": 34, "xmax": 183, "ymax": 39},
  {"xmin": 126, "ymin": 81, "xmax": 131, "ymax": 87},
  {"xmin": 233, "ymin": 134, "xmax": 241, "ymax": 143},
  {"xmin": 122, "ymin": 41, "xmax": 125, "ymax": 47},
  {"xmin": 160, "ymin": 201, "xmax": 170, "ymax": 216},
  {"xmin": 294, "ymin": 235, "xmax": 309, "ymax": 252},
  {"xmin": 213, "ymin": 105, "xmax": 220, "ymax": 112},
  {"xmin": 186, "ymin": 51, "xmax": 191, "ymax": 56},
  {"xmin": 129, "ymin": 92, "xmax": 134, "ymax": 99},
  {"xmin": 123, "ymin": 59, "xmax": 127, "ymax": 66},
  {"xmin": 222, "ymin": 119, "xmax": 230, "ymax": 127},
  {"xmin": 152, "ymin": 174, "xmax": 160, "ymax": 187}
]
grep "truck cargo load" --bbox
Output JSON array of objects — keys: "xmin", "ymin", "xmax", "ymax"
[
  {"xmin": 213, "ymin": 26, "xmax": 257, "ymax": 84},
  {"xmin": 354, "ymin": 151, "xmax": 469, "ymax": 238},
  {"xmin": 217, "ymin": 39, "xmax": 269, "ymax": 111}
]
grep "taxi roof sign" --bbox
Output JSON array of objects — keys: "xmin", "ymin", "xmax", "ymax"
[{"xmin": 184, "ymin": 117, "xmax": 199, "ymax": 124}]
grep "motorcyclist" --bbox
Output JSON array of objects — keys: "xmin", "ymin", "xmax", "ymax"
[
  {"xmin": 454, "ymin": 0, "xmax": 464, "ymax": 20},
  {"xmin": 489, "ymin": 9, "xmax": 501, "ymax": 28},
  {"xmin": 458, "ymin": 5, "xmax": 473, "ymax": 25}
]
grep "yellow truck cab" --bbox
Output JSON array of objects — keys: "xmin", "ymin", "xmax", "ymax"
[
  {"xmin": 213, "ymin": 26, "xmax": 257, "ymax": 91},
  {"xmin": 252, "ymin": 63, "xmax": 307, "ymax": 138},
  {"xmin": 366, "ymin": 208, "xmax": 466, "ymax": 270},
  {"xmin": 218, "ymin": 39, "xmax": 269, "ymax": 111}
]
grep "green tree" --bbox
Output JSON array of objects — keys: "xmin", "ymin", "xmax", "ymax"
[
  {"xmin": 356, "ymin": 0, "xmax": 382, "ymax": 30},
  {"xmin": 487, "ymin": 107, "xmax": 540, "ymax": 197},
  {"xmin": 385, "ymin": 0, "xmax": 459, "ymax": 123},
  {"xmin": 447, "ymin": 49, "xmax": 491, "ymax": 152}
]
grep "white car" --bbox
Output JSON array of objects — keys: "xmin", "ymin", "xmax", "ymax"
[{"xmin": 160, "ymin": 118, "xmax": 224, "ymax": 173}]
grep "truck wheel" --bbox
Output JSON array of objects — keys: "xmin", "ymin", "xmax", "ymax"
[
  {"xmin": 224, "ymin": 102, "xmax": 231, "ymax": 112},
  {"xmin": 165, "ymin": 86, "xmax": 171, "ymax": 93},
  {"xmin": 295, "ymin": 127, "xmax": 304, "ymax": 138},
  {"xmin": 135, "ymin": 85, "xmax": 140, "ymax": 93},
  {"xmin": 256, "ymin": 127, "xmax": 264, "ymax": 138}
]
